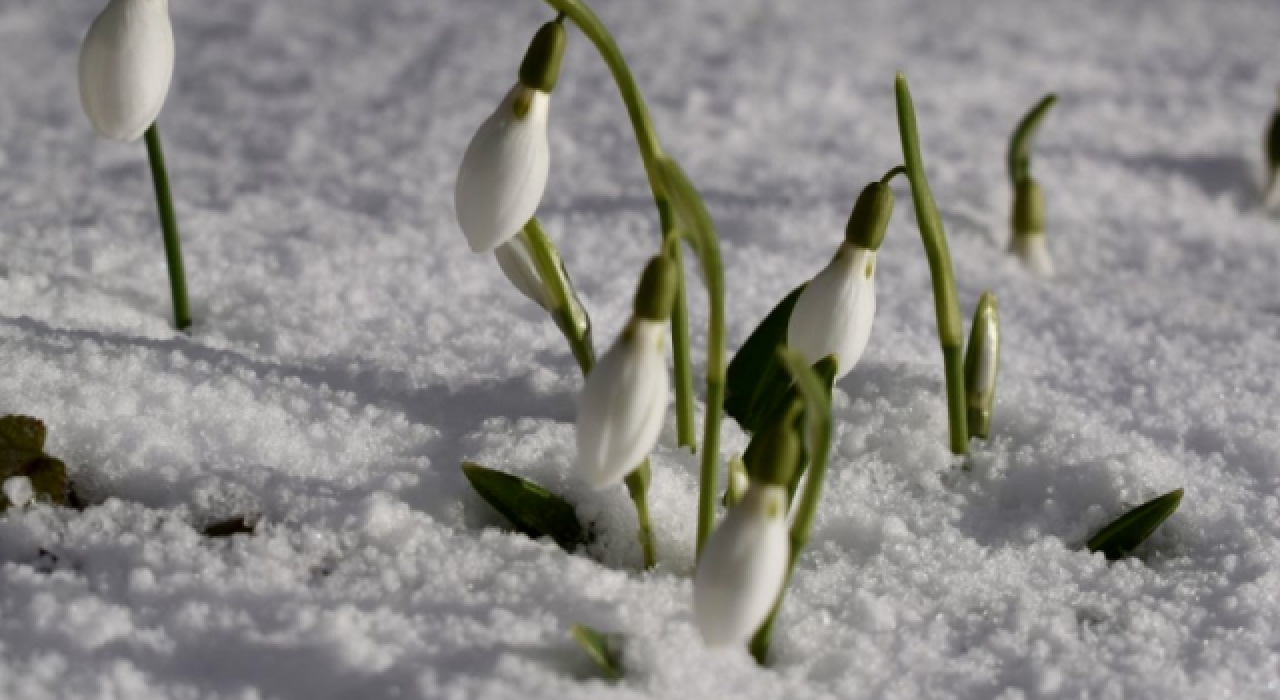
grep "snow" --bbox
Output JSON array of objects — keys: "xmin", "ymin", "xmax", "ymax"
[{"xmin": 3, "ymin": 0, "xmax": 1280, "ymax": 697}]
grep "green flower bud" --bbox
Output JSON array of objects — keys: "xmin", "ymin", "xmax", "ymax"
[
  {"xmin": 845, "ymin": 181, "xmax": 895, "ymax": 251},
  {"xmin": 744, "ymin": 398, "xmax": 804, "ymax": 487},
  {"xmin": 963, "ymin": 292, "xmax": 1000, "ymax": 440},
  {"xmin": 633, "ymin": 255, "xmax": 679, "ymax": 322},
  {"xmin": 519, "ymin": 20, "xmax": 567, "ymax": 94}
]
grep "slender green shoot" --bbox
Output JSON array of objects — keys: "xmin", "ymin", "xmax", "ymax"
[
  {"xmin": 143, "ymin": 123, "xmax": 191, "ymax": 331},
  {"xmin": 1008, "ymin": 93, "xmax": 1058, "ymax": 187},
  {"xmin": 894, "ymin": 73, "xmax": 969, "ymax": 455}
]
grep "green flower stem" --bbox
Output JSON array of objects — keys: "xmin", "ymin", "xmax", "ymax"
[
  {"xmin": 663, "ymin": 202, "xmax": 697, "ymax": 450},
  {"xmin": 521, "ymin": 217, "xmax": 658, "ymax": 569},
  {"xmin": 1008, "ymin": 93, "xmax": 1057, "ymax": 187},
  {"xmin": 143, "ymin": 123, "xmax": 191, "ymax": 331},
  {"xmin": 541, "ymin": 0, "xmax": 698, "ymax": 452},
  {"xmin": 894, "ymin": 74, "xmax": 969, "ymax": 456},
  {"xmin": 654, "ymin": 158, "xmax": 726, "ymax": 560},
  {"xmin": 749, "ymin": 349, "xmax": 834, "ymax": 664}
]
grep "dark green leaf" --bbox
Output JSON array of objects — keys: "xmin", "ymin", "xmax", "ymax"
[
  {"xmin": 739, "ymin": 355, "xmax": 837, "ymax": 501},
  {"xmin": 0, "ymin": 415, "xmax": 47, "ymax": 452},
  {"xmin": 1086, "ymin": 488, "xmax": 1183, "ymax": 561},
  {"xmin": 570, "ymin": 624, "xmax": 622, "ymax": 680},
  {"xmin": 462, "ymin": 463, "xmax": 586, "ymax": 551},
  {"xmin": 0, "ymin": 455, "xmax": 68, "ymax": 513},
  {"xmin": 202, "ymin": 517, "xmax": 257, "ymax": 538},
  {"xmin": 724, "ymin": 285, "xmax": 805, "ymax": 433}
]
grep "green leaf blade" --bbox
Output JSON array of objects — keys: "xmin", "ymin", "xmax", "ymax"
[
  {"xmin": 0, "ymin": 415, "xmax": 47, "ymax": 452},
  {"xmin": 724, "ymin": 285, "xmax": 805, "ymax": 433},
  {"xmin": 570, "ymin": 624, "xmax": 623, "ymax": 680},
  {"xmin": 461, "ymin": 463, "xmax": 586, "ymax": 551},
  {"xmin": 1087, "ymin": 488, "xmax": 1184, "ymax": 561}
]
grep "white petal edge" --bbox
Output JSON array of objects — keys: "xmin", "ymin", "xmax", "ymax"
[
  {"xmin": 1010, "ymin": 234, "xmax": 1055, "ymax": 277},
  {"xmin": 493, "ymin": 238, "xmax": 550, "ymax": 310},
  {"xmin": 693, "ymin": 484, "xmax": 791, "ymax": 647},
  {"xmin": 574, "ymin": 320, "xmax": 669, "ymax": 489},
  {"xmin": 787, "ymin": 244, "xmax": 877, "ymax": 379},
  {"xmin": 454, "ymin": 86, "xmax": 552, "ymax": 254},
  {"xmin": 78, "ymin": 0, "xmax": 175, "ymax": 142}
]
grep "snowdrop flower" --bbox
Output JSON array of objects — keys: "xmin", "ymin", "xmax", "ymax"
[
  {"xmin": 1009, "ymin": 179, "xmax": 1054, "ymax": 276},
  {"xmin": 694, "ymin": 399, "xmax": 803, "ymax": 647},
  {"xmin": 2, "ymin": 476, "xmax": 34, "ymax": 509},
  {"xmin": 78, "ymin": 0, "xmax": 175, "ymax": 142},
  {"xmin": 963, "ymin": 292, "xmax": 1000, "ymax": 440},
  {"xmin": 494, "ymin": 237, "xmax": 551, "ymax": 311},
  {"xmin": 575, "ymin": 256, "xmax": 677, "ymax": 489},
  {"xmin": 787, "ymin": 181, "xmax": 893, "ymax": 379},
  {"xmin": 455, "ymin": 20, "xmax": 566, "ymax": 253}
]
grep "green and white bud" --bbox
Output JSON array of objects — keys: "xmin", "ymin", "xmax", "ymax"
[
  {"xmin": 455, "ymin": 21, "xmax": 567, "ymax": 253},
  {"xmin": 725, "ymin": 453, "xmax": 749, "ymax": 508},
  {"xmin": 574, "ymin": 257, "xmax": 674, "ymax": 489},
  {"xmin": 1009, "ymin": 178, "xmax": 1053, "ymax": 276},
  {"xmin": 963, "ymin": 292, "xmax": 1000, "ymax": 440},
  {"xmin": 787, "ymin": 242, "xmax": 877, "ymax": 379},
  {"xmin": 78, "ymin": 0, "xmax": 175, "ymax": 142}
]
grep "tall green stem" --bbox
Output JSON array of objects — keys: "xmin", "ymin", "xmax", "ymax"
[
  {"xmin": 522, "ymin": 218, "xmax": 658, "ymax": 569},
  {"xmin": 143, "ymin": 123, "xmax": 191, "ymax": 331},
  {"xmin": 893, "ymin": 74, "xmax": 969, "ymax": 456},
  {"xmin": 748, "ymin": 349, "xmax": 834, "ymax": 664},
  {"xmin": 663, "ymin": 202, "xmax": 697, "ymax": 450},
  {"xmin": 541, "ymin": 0, "xmax": 697, "ymax": 451}
]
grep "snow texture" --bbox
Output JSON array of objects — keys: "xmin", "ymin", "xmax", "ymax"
[{"xmin": 3, "ymin": 0, "xmax": 1280, "ymax": 698}]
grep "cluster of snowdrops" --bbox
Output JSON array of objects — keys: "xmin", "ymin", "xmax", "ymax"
[{"xmin": 1, "ymin": 0, "xmax": 1201, "ymax": 671}]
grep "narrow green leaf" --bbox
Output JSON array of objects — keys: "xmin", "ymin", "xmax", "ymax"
[
  {"xmin": 740, "ymin": 356, "xmax": 838, "ymax": 500},
  {"xmin": 461, "ymin": 463, "xmax": 586, "ymax": 551},
  {"xmin": 570, "ymin": 624, "xmax": 622, "ymax": 680},
  {"xmin": 1086, "ymin": 488, "xmax": 1183, "ymax": 561},
  {"xmin": 1008, "ymin": 93, "xmax": 1058, "ymax": 186},
  {"xmin": 0, "ymin": 415, "xmax": 47, "ymax": 452},
  {"xmin": 724, "ymin": 285, "xmax": 805, "ymax": 433}
]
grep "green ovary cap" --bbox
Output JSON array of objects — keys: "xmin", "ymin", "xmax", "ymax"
[
  {"xmin": 845, "ymin": 181, "xmax": 895, "ymax": 251},
  {"xmin": 1012, "ymin": 178, "xmax": 1044, "ymax": 237},
  {"xmin": 633, "ymin": 255, "xmax": 679, "ymax": 322},
  {"xmin": 519, "ymin": 20, "xmax": 567, "ymax": 94},
  {"xmin": 745, "ymin": 398, "xmax": 804, "ymax": 487}
]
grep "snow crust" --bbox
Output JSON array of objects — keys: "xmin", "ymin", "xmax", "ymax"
[{"xmin": 2, "ymin": 0, "xmax": 1280, "ymax": 697}]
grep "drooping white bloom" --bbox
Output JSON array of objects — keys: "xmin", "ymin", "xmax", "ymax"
[
  {"xmin": 494, "ymin": 237, "xmax": 550, "ymax": 310},
  {"xmin": 455, "ymin": 85, "xmax": 552, "ymax": 253},
  {"xmin": 78, "ymin": 0, "xmax": 175, "ymax": 142},
  {"xmin": 575, "ymin": 319, "xmax": 669, "ymax": 489},
  {"xmin": 787, "ymin": 242, "xmax": 877, "ymax": 379},
  {"xmin": 693, "ymin": 483, "xmax": 791, "ymax": 647},
  {"xmin": 2, "ymin": 476, "xmax": 34, "ymax": 509},
  {"xmin": 1009, "ymin": 234, "xmax": 1054, "ymax": 277}
]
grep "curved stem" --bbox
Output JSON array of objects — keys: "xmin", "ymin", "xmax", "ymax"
[
  {"xmin": 749, "ymin": 349, "xmax": 833, "ymax": 664},
  {"xmin": 144, "ymin": 124, "xmax": 191, "ymax": 331},
  {"xmin": 894, "ymin": 73, "xmax": 968, "ymax": 456},
  {"xmin": 522, "ymin": 219, "xmax": 657, "ymax": 568},
  {"xmin": 880, "ymin": 164, "xmax": 908, "ymax": 186},
  {"xmin": 542, "ymin": 0, "xmax": 698, "ymax": 453},
  {"xmin": 1007, "ymin": 93, "xmax": 1057, "ymax": 186}
]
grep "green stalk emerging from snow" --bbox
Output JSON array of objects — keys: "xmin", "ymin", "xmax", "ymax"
[
  {"xmin": 894, "ymin": 73, "xmax": 969, "ymax": 455},
  {"xmin": 144, "ymin": 124, "xmax": 192, "ymax": 331}
]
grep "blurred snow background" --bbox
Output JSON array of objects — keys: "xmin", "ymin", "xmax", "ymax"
[{"xmin": 2, "ymin": 0, "xmax": 1280, "ymax": 697}]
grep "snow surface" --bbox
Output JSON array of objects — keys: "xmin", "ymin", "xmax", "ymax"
[{"xmin": 3, "ymin": 0, "xmax": 1280, "ymax": 697}]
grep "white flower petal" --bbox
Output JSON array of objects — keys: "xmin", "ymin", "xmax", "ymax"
[
  {"xmin": 493, "ymin": 238, "xmax": 549, "ymax": 310},
  {"xmin": 787, "ymin": 244, "xmax": 877, "ymax": 379},
  {"xmin": 78, "ymin": 0, "xmax": 175, "ymax": 142},
  {"xmin": 1010, "ymin": 234, "xmax": 1055, "ymax": 277},
  {"xmin": 693, "ymin": 484, "xmax": 791, "ymax": 647},
  {"xmin": 455, "ymin": 85, "xmax": 552, "ymax": 253},
  {"xmin": 575, "ymin": 320, "xmax": 668, "ymax": 489}
]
